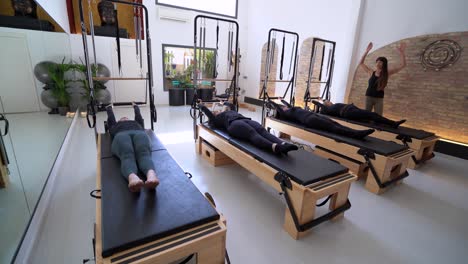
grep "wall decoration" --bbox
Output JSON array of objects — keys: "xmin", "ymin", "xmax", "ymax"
[{"xmin": 420, "ymin": 39, "xmax": 462, "ymax": 71}]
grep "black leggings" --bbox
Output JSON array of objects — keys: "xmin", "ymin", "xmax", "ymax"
[
  {"xmin": 227, "ymin": 119, "xmax": 283, "ymax": 151},
  {"xmin": 344, "ymin": 108, "xmax": 397, "ymax": 126},
  {"xmin": 304, "ymin": 114, "xmax": 366, "ymax": 137}
]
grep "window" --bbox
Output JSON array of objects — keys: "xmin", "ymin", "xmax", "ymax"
[
  {"xmin": 162, "ymin": 44, "xmax": 216, "ymax": 91},
  {"xmin": 156, "ymin": 0, "xmax": 238, "ymax": 18}
]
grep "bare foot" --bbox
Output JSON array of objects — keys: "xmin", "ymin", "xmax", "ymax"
[
  {"xmin": 128, "ymin": 173, "xmax": 144, "ymax": 192},
  {"xmin": 145, "ymin": 170, "xmax": 159, "ymax": 189}
]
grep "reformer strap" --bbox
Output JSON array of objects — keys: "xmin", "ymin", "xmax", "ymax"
[
  {"xmin": 88, "ymin": 0, "xmax": 97, "ymax": 68},
  {"xmin": 214, "ymin": 21, "xmax": 219, "ymax": 78},
  {"xmin": 114, "ymin": 3, "xmax": 122, "ymax": 75},
  {"xmin": 198, "ymin": 21, "xmax": 203, "ymax": 70},
  {"xmin": 202, "ymin": 19, "xmax": 206, "ymax": 74},
  {"xmin": 271, "ymin": 33, "xmax": 276, "ymax": 65},
  {"xmin": 288, "ymin": 40, "xmax": 295, "ymax": 75},
  {"xmin": 274, "ymin": 172, "xmax": 351, "ymax": 232},
  {"xmin": 358, "ymin": 148, "xmax": 410, "ymax": 188},
  {"xmin": 280, "ymin": 34, "xmax": 285, "ymax": 80},
  {"xmin": 90, "ymin": 189, "xmax": 101, "ymax": 199}
]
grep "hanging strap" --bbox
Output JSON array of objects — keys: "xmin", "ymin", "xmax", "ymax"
[
  {"xmin": 114, "ymin": 4, "xmax": 122, "ymax": 75},
  {"xmin": 214, "ymin": 21, "xmax": 219, "ymax": 78},
  {"xmin": 88, "ymin": 0, "xmax": 97, "ymax": 68},
  {"xmin": 288, "ymin": 40, "xmax": 295, "ymax": 75},
  {"xmin": 198, "ymin": 20, "xmax": 203, "ymax": 71},
  {"xmin": 280, "ymin": 34, "xmax": 285, "ymax": 80},
  {"xmin": 0, "ymin": 114, "xmax": 9, "ymax": 136},
  {"xmin": 202, "ymin": 19, "xmax": 206, "ymax": 75},
  {"xmin": 137, "ymin": 6, "xmax": 143, "ymax": 73},
  {"xmin": 271, "ymin": 33, "xmax": 276, "ymax": 66}
]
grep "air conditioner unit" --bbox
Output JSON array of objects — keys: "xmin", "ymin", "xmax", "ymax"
[{"xmin": 158, "ymin": 7, "xmax": 191, "ymax": 23}]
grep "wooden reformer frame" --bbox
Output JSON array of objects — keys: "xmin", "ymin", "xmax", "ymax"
[
  {"xmin": 265, "ymin": 117, "xmax": 414, "ymax": 195},
  {"xmin": 196, "ymin": 124, "xmax": 357, "ymax": 239},
  {"xmin": 323, "ymin": 117, "xmax": 439, "ymax": 169},
  {"xmin": 95, "ymin": 135, "xmax": 227, "ymax": 264}
]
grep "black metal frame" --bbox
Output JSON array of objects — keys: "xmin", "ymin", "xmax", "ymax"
[
  {"xmin": 260, "ymin": 28, "xmax": 300, "ymax": 126},
  {"xmin": 274, "ymin": 172, "xmax": 351, "ymax": 232},
  {"xmin": 303, "ymin": 38, "xmax": 336, "ymax": 109},
  {"xmin": 155, "ymin": 0, "xmax": 239, "ymax": 19},
  {"xmin": 79, "ymin": 0, "xmax": 156, "ymax": 131},
  {"xmin": 192, "ymin": 15, "xmax": 240, "ymax": 139},
  {"xmin": 161, "ymin": 43, "xmax": 217, "ymax": 91}
]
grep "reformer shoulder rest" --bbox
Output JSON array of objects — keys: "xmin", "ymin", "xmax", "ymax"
[{"xmin": 99, "ymin": 131, "xmax": 219, "ymax": 257}]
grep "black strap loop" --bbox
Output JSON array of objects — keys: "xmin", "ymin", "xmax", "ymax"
[
  {"xmin": 0, "ymin": 114, "xmax": 9, "ymax": 136},
  {"xmin": 90, "ymin": 189, "xmax": 101, "ymax": 199}
]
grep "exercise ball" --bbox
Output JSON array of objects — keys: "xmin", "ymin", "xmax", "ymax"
[
  {"xmin": 41, "ymin": 89, "xmax": 58, "ymax": 109},
  {"xmin": 34, "ymin": 61, "xmax": 56, "ymax": 84},
  {"xmin": 96, "ymin": 89, "xmax": 112, "ymax": 105},
  {"xmin": 93, "ymin": 63, "xmax": 111, "ymax": 83}
]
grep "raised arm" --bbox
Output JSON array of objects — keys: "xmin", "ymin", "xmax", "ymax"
[
  {"xmin": 199, "ymin": 104, "xmax": 216, "ymax": 121},
  {"xmin": 389, "ymin": 42, "xmax": 407, "ymax": 76},
  {"xmin": 359, "ymin": 42, "xmax": 374, "ymax": 75},
  {"xmin": 106, "ymin": 105, "xmax": 117, "ymax": 130}
]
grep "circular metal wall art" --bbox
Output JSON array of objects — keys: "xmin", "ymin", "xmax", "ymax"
[{"xmin": 421, "ymin": 39, "xmax": 462, "ymax": 71}]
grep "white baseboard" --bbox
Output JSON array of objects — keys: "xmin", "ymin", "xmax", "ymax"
[{"xmin": 13, "ymin": 112, "xmax": 80, "ymax": 264}]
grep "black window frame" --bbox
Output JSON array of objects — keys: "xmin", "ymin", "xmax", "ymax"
[{"xmin": 155, "ymin": 0, "xmax": 238, "ymax": 19}]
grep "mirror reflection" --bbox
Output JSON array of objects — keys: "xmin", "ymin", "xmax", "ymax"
[{"xmin": 0, "ymin": 0, "xmax": 73, "ymax": 262}]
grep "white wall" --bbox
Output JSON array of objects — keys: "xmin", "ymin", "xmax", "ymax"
[
  {"xmin": 0, "ymin": 27, "xmax": 71, "ymax": 113},
  {"xmin": 35, "ymin": 0, "xmax": 70, "ymax": 33},
  {"xmin": 242, "ymin": 0, "xmax": 362, "ymax": 103}
]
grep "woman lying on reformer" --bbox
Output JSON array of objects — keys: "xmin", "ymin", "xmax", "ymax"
[
  {"xmin": 199, "ymin": 101, "xmax": 298, "ymax": 155},
  {"xmin": 106, "ymin": 102, "xmax": 159, "ymax": 192},
  {"xmin": 312, "ymin": 100, "xmax": 406, "ymax": 128},
  {"xmin": 268, "ymin": 100, "xmax": 375, "ymax": 139}
]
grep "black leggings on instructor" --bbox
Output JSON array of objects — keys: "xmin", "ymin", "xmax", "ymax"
[{"xmin": 200, "ymin": 103, "xmax": 298, "ymax": 154}]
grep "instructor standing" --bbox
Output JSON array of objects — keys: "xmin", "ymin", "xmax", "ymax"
[{"xmin": 359, "ymin": 42, "xmax": 407, "ymax": 115}]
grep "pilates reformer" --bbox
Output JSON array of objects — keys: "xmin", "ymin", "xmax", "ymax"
[
  {"xmin": 193, "ymin": 28, "xmax": 357, "ymax": 240},
  {"xmin": 191, "ymin": 15, "xmax": 241, "ymax": 140},
  {"xmin": 311, "ymin": 100, "xmax": 439, "ymax": 169},
  {"xmin": 262, "ymin": 38, "xmax": 414, "ymax": 195},
  {"xmin": 79, "ymin": 2, "xmax": 227, "ymax": 263},
  {"xmin": 0, "ymin": 113, "xmax": 9, "ymax": 188}
]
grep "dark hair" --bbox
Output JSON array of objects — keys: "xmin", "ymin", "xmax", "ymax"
[{"xmin": 376, "ymin": 57, "xmax": 388, "ymax": 90}]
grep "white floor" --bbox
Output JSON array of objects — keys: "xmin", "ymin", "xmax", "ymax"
[
  {"xmin": 0, "ymin": 112, "xmax": 71, "ymax": 263},
  {"xmin": 27, "ymin": 105, "xmax": 468, "ymax": 264}
]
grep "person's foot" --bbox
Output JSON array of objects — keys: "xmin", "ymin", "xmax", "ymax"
[
  {"xmin": 394, "ymin": 119, "xmax": 406, "ymax": 128},
  {"xmin": 278, "ymin": 142, "xmax": 299, "ymax": 154},
  {"xmin": 145, "ymin": 170, "xmax": 160, "ymax": 189},
  {"xmin": 128, "ymin": 173, "xmax": 144, "ymax": 192},
  {"xmin": 352, "ymin": 129, "xmax": 375, "ymax": 139}
]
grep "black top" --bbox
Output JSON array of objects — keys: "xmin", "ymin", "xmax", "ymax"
[
  {"xmin": 365, "ymin": 71, "xmax": 384, "ymax": 98},
  {"xmin": 108, "ymin": 105, "xmax": 145, "ymax": 138},
  {"xmin": 203, "ymin": 124, "xmax": 349, "ymax": 186},
  {"xmin": 200, "ymin": 104, "xmax": 250, "ymax": 130},
  {"xmin": 100, "ymin": 132, "xmax": 219, "ymax": 257},
  {"xmin": 277, "ymin": 106, "xmax": 317, "ymax": 124}
]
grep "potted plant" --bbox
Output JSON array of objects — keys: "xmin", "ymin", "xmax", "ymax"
[{"xmin": 48, "ymin": 58, "xmax": 73, "ymax": 115}]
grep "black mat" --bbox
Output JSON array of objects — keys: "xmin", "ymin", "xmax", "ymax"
[
  {"xmin": 320, "ymin": 114, "xmax": 435, "ymax": 140},
  {"xmin": 101, "ymin": 130, "xmax": 166, "ymax": 159},
  {"xmin": 100, "ymin": 133, "xmax": 219, "ymax": 258},
  {"xmin": 269, "ymin": 117, "xmax": 408, "ymax": 156},
  {"xmin": 202, "ymin": 124, "xmax": 348, "ymax": 186}
]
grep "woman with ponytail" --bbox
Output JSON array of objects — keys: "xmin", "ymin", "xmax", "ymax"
[{"xmin": 359, "ymin": 42, "xmax": 407, "ymax": 115}]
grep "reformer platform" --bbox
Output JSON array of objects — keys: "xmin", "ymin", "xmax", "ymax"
[
  {"xmin": 196, "ymin": 124, "xmax": 357, "ymax": 239},
  {"xmin": 265, "ymin": 117, "xmax": 414, "ymax": 194},
  {"xmin": 96, "ymin": 132, "xmax": 227, "ymax": 263},
  {"xmin": 320, "ymin": 113, "xmax": 439, "ymax": 169}
]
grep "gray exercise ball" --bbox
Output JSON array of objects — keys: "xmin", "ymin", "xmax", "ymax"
[
  {"xmin": 41, "ymin": 89, "xmax": 58, "ymax": 109},
  {"xmin": 34, "ymin": 61, "xmax": 57, "ymax": 84},
  {"xmin": 93, "ymin": 63, "xmax": 111, "ymax": 83},
  {"xmin": 96, "ymin": 89, "xmax": 112, "ymax": 105}
]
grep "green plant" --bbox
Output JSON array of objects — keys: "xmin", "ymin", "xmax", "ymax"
[
  {"xmin": 72, "ymin": 62, "xmax": 104, "ymax": 101},
  {"xmin": 48, "ymin": 58, "xmax": 73, "ymax": 107},
  {"xmin": 164, "ymin": 50, "xmax": 175, "ymax": 76},
  {"xmin": 203, "ymin": 51, "xmax": 215, "ymax": 78}
]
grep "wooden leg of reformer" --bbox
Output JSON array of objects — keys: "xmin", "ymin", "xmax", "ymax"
[
  {"xmin": 329, "ymin": 184, "xmax": 351, "ymax": 221},
  {"xmin": 197, "ymin": 232, "xmax": 226, "ymax": 264},
  {"xmin": 283, "ymin": 186, "xmax": 316, "ymax": 239},
  {"xmin": 196, "ymin": 138, "xmax": 203, "ymax": 155},
  {"xmin": 0, "ymin": 165, "xmax": 8, "ymax": 188}
]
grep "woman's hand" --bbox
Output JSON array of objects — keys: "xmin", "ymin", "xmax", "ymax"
[{"xmin": 366, "ymin": 42, "xmax": 373, "ymax": 52}]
